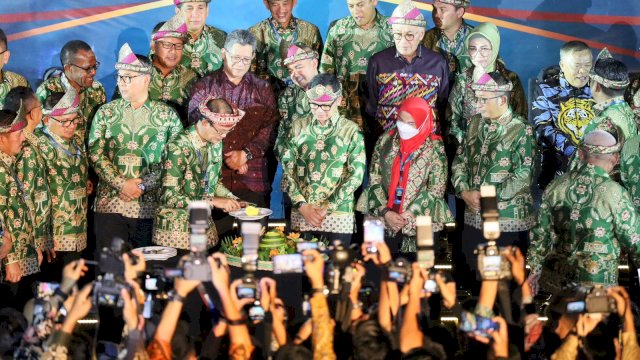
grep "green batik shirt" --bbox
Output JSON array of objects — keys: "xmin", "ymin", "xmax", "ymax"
[
  {"xmin": 0, "ymin": 70, "xmax": 29, "ymax": 109},
  {"xmin": 358, "ymin": 132, "xmax": 454, "ymax": 251},
  {"xmin": 282, "ymin": 112, "xmax": 366, "ymax": 234},
  {"xmin": 275, "ymin": 84, "xmax": 310, "ymax": 160},
  {"xmin": 0, "ymin": 152, "xmax": 39, "ymax": 276},
  {"xmin": 250, "ymin": 17, "xmax": 323, "ymax": 87},
  {"xmin": 154, "ymin": 126, "xmax": 235, "ymax": 249},
  {"xmin": 583, "ymin": 97, "xmax": 638, "ymax": 141},
  {"xmin": 36, "ymin": 74, "xmax": 106, "ymax": 143},
  {"xmin": 149, "ymin": 61, "xmax": 198, "ymax": 108},
  {"xmin": 37, "ymin": 128, "xmax": 88, "ymax": 252},
  {"xmin": 320, "ymin": 11, "xmax": 393, "ymax": 128},
  {"xmin": 621, "ymin": 135, "xmax": 640, "ymax": 213},
  {"xmin": 528, "ymin": 163, "xmax": 640, "ymax": 287},
  {"xmin": 422, "ymin": 21, "xmax": 474, "ymax": 75},
  {"xmin": 452, "ymin": 108, "xmax": 536, "ymax": 231},
  {"xmin": 181, "ymin": 25, "xmax": 227, "ymax": 77},
  {"xmin": 89, "ymin": 98, "xmax": 182, "ymax": 219},
  {"xmin": 16, "ymin": 131, "xmax": 52, "ymax": 252}
]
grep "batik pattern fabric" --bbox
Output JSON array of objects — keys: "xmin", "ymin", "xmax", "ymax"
[
  {"xmin": 16, "ymin": 131, "xmax": 52, "ymax": 251},
  {"xmin": 620, "ymin": 135, "xmax": 640, "ymax": 213},
  {"xmin": 154, "ymin": 126, "xmax": 235, "ymax": 249},
  {"xmin": 452, "ymin": 109, "xmax": 536, "ymax": 231},
  {"xmin": 250, "ymin": 17, "xmax": 323, "ymax": 90},
  {"xmin": 275, "ymin": 84, "xmax": 310, "ymax": 160},
  {"xmin": 583, "ymin": 97, "xmax": 637, "ymax": 142},
  {"xmin": 181, "ymin": 25, "xmax": 227, "ymax": 76},
  {"xmin": 625, "ymin": 73, "xmax": 640, "ymax": 129},
  {"xmin": 36, "ymin": 128, "xmax": 88, "ymax": 252},
  {"xmin": 531, "ymin": 74, "xmax": 594, "ymax": 184},
  {"xmin": 282, "ymin": 113, "xmax": 366, "ymax": 234},
  {"xmin": 0, "ymin": 70, "xmax": 29, "ymax": 109},
  {"xmin": 36, "ymin": 74, "xmax": 107, "ymax": 143},
  {"xmin": 528, "ymin": 163, "xmax": 640, "ymax": 291},
  {"xmin": 447, "ymin": 61, "xmax": 527, "ymax": 146},
  {"xmin": 421, "ymin": 22, "xmax": 473, "ymax": 77},
  {"xmin": 320, "ymin": 11, "xmax": 393, "ymax": 128},
  {"xmin": 365, "ymin": 45, "xmax": 449, "ymax": 136},
  {"xmin": 358, "ymin": 131, "xmax": 454, "ymax": 252},
  {"xmin": 88, "ymin": 98, "xmax": 182, "ymax": 219},
  {"xmin": 0, "ymin": 152, "xmax": 39, "ymax": 276},
  {"xmin": 149, "ymin": 61, "xmax": 198, "ymax": 108}
]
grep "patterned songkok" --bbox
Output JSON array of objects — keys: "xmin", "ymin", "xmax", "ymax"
[
  {"xmin": 589, "ymin": 48, "xmax": 630, "ymax": 90},
  {"xmin": 283, "ymin": 44, "xmax": 318, "ymax": 66},
  {"xmin": 115, "ymin": 43, "xmax": 152, "ymax": 74},
  {"xmin": 152, "ymin": 12, "xmax": 188, "ymax": 41},
  {"xmin": 42, "ymin": 88, "xmax": 80, "ymax": 117},
  {"xmin": 0, "ymin": 101, "xmax": 26, "ymax": 134},
  {"xmin": 389, "ymin": 0, "xmax": 427, "ymax": 28},
  {"xmin": 198, "ymin": 95, "xmax": 245, "ymax": 127}
]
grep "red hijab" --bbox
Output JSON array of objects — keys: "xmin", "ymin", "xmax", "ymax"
[{"xmin": 386, "ymin": 97, "xmax": 441, "ymax": 211}]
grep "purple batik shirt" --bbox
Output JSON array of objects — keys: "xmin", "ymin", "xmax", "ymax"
[{"xmin": 188, "ymin": 69, "xmax": 280, "ymax": 193}]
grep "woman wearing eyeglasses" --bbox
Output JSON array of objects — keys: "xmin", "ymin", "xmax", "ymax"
[{"xmin": 358, "ymin": 97, "xmax": 453, "ymax": 258}]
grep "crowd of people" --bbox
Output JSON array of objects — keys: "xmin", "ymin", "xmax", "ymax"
[{"xmin": 0, "ymin": 0, "xmax": 639, "ymax": 358}]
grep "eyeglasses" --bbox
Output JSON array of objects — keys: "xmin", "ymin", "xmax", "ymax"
[
  {"xmin": 50, "ymin": 115, "xmax": 81, "ymax": 127},
  {"xmin": 473, "ymin": 95, "xmax": 503, "ymax": 104},
  {"xmin": 0, "ymin": 49, "xmax": 7, "ymax": 56},
  {"xmin": 70, "ymin": 61, "xmax": 101, "ymax": 73},
  {"xmin": 156, "ymin": 40, "xmax": 184, "ymax": 51},
  {"xmin": 116, "ymin": 73, "xmax": 145, "ymax": 85},
  {"xmin": 392, "ymin": 32, "xmax": 418, "ymax": 42},
  {"xmin": 468, "ymin": 46, "xmax": 492, "ymax": 57},
  {"xmin": 309, "ymin": 100, "xmax": 336, "ymax": 112},
  {"xmin": 227, "ymin": 53, "xmax": 254, "ymax": 66}
]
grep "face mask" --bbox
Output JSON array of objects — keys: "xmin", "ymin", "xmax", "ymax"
[{"xmin": 396, "ymin": 121, "xmax": 420, "ymax": 140}]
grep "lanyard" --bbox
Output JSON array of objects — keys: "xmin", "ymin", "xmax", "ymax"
[
  {"xmin": 398, "ymin": 152, "xmax": 415, "ymax": 185},
  {"xmin": 42, "ymin": 128, "xmax": 82, "ymax": 159}
]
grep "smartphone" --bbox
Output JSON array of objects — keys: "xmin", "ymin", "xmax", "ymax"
[
  {"xmin": 423, "ymin": 279, "xmax": 439, "ymax": 293},
  {"xmin": 566, "ymin": 300, "xmax": 586, "ymax": 314},
  {"xmin": 273, "ymin": 254, "xmax": 304, "ymax": 274},
  {"xmin": 364, "ymin": 217, "xmax": 384, "ymax": 254},
  {"xmin": 460, "ymin": 312, "xmax": 499, "ymax": 338},
  {"xmin": 296, "ymin": 241, "xmax": 319, "ymax": 252},
  {"xmin": 249, "ymin": 302, "xmax": 265, "ymax": 321},
  {"xmin": 36, "ymin": 282, "xmax": 60, "ymax": 299}
]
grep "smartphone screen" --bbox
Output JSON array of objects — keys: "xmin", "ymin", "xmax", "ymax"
[
  {"xmin": 273, "ymin": 254, "xmax": 304, "ymax": 274},
  {"xmin": 566, "ymin": 300, "xmax": 586, "ymax": 314},
  {"xmin": 364, "ymin": 218, "xmax": 384, "ymax": 253},
  {"xmin": 483, "ymin": 255, "xmax": 501, "ymax": 273},
  {"xmin": 296, "ymin": 242, "xmax": 318, "ymax": 252},
  {"xmin": 237, "ymin": 286, "xmax": 256, "ymax": 299}
]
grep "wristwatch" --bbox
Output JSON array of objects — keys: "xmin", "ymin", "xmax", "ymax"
[
  {"xmin": 311, "ymin": 287, "xmax": 329, "ymax": 296},
  {"xmin": 379, "ymin": 207, "xmax": 391, "ymax": 217},
  {"xmin": 294, "ymin": 201, "xmax": 306, "ymax": 210},
  {"xmin": 243, "ymin": 148, "xmax": 254, "ymax": 161},
  {"xmin": 137, "ymin": 182, "xmax": 146, "ymax": 192},
  {"xmin": 167, "ymin": 290, "xmax": 185, "ymax": 303}
]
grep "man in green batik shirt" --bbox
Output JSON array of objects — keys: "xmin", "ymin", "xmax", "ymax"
[
  {"xmin": 36, "ymin": 40, "xmax": 106, "ymax": 143},
  {"xmin": 275, "ymin": 43, "xmax": 318, "ymax": 160},
  {"xmin": 249, "ymin": 0, "xmax": 323, "ymax": 93},
  {"xmin": 528, "ymin": 129, "xmax": 640, "ymax": 294},
  {"xmin": 148, "ymin": 12, "xmax": 198, "ymax": 121},
  {"xmin": 583, "ymin": 48, "xmax": 637, "ymax": 141},
  {"xmin": 0, "ymin": 105, "xmax": 39, "ymax": 287},
  {"xmin": 0, "ymin": 29, "xmax": 30, "ymax": 110},
  {"xmin": 175, "ymin": 0, "xmax": 226, "ymax": 76},
  {"xmin": 7, "ymin": 89, "xmax": 53, "ymax": 267},
  {"xmin": 89, "ymin": 44, "xmax": 182, "ymax": 251},
  {"xmin": 37, "ymin": 89, "xmax": 88, "ymax": 273},
  {"xmin": 452, "ymin": 71, "xmax": 535, "ymax": 290},
  {"xmin": 155, "ymin": 96, "xmax": 243, "ymax": 250},
  {"xmin": 320, "ymin": 0, "xmax": 393, "ymax": 129},
  {"xmin": 423, "ymin": 0, "xmax": 473, "ymax": 78},
  {"xmin": 282, "ymin": 74, "xmax": 366, "ymax": 245}
]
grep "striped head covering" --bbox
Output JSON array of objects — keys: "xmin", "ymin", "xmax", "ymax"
[
  {"xmin": 283, "ymin": 44, "xmax": 318, "ymax": 66},
  {"xmin": 152, "ymin": 12, "xmax": 188, "ymax": 41},
  {"xmin": 42, "ymin": 88, "xmax": 80, "ymax": 117},
  {"xmin": 0, "ymin": 102, "xmax": 26, "ymax": 134},
  {"xmin": 115, "ymin": 43, "xmax": 152, "ymax": 74},
  {"xmin": 389, "ymin": 0, "xmax": 427, "ymax": 28}
]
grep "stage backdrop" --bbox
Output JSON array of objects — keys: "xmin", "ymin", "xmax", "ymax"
[{"xmin": 1, "ymin": 0, "xmax": 639, "ymax": 217}]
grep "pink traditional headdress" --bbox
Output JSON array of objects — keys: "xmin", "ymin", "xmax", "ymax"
[
  {"xmin": 198, "ymin": 95, "xmax": 245, "ymax": 127},
  {"xmin": 42, "ymin": 88, "xmax": 80, "ymax": 117},
  {"xmin": 115, "ymin": 43, "xmax": 152, "ymax": 74},
  {"xmin": 283, "ymin": 44, "xmax": 318, "ymax": 66},
  {"xmin": 389, "ymin": 0, "xmax": 427, "ymax": 28},
  {"xmin": 152, "ymin": 12, "xmax": 188, "ymax": 41}
]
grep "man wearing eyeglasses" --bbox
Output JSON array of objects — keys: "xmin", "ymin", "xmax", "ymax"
[
  {"xmin": 281, "ymin": 74, "xmax": 365, "ymax": 244},
  {"xmin": 175, "ymin": 0, "xmax": 226, "ymax": 77},
  {"xmin": 36, "ymin": 40, "xmax": 106, "ymax": 144},
  {"xmin": 451, "ymin": 71, "xmax": 535, "ymax": 292},
  {"xmin": 320, "ymin": 0, "xmax": 393, "ymax": 130},
  {"xmin": 422, "ymin": 0, "xmax": 473, "ymax": 78},
  {"xmin": 89, "ymin": 44, "xmax": 182, "ymax": 252},
  {"xmin": 31, "ymin": 89, "xmax": 89, "ymax": 276},
  {"xmin": 0, "ymin": 29, "xmax": 30, "ymax": 110},
  {"xmin": 365, "ymin": 0, "xmax": 449, "ymax": 149},
  {"xmin": 249, "ymin": 0, "xmax": 323, "ymax": 94},
  {"xmin": 154, "ymin": 96, "xmax": 243, "ymax": 251},
  {"xmin": 188, "ymin": 30, "xmax": 279, "ymax": 239},
  {"xmin": 148, "ymin": 13, "xmax": 198, "ymax": 122}
]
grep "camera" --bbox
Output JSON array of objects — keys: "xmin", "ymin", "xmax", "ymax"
[
  {"xmin": 460, "ymin": 311, "xmax": 499, "ymax": 338},
  {"xmin": 241, "ymin": 222, "xmax": 261, "ymax": 273},
  {"xmin": 585, "ymin": 286, "xmax": 617, "ymax": 313},
  {"xmin": 363, "ymin": 217, "xmax": 384, "ymax": 254},
  {"xmin": 475, "ymin": 242, "xmax": 513, "ymax": 281},
  {"xmin": 387, "ymin": 257, "xmax": 412, "ymax": 284},
  {"xmin": 98, "ymin": 237, "xmax": 134, "ymax": 275},
  {"xmin": 237, "ymin": 273, "xmax": 258, "ymax": 299},
  {"xmin": 553, "ymin": 285, "xmax": 617, "ymax": 315},
  {"xmin": 180, "ymin": 201, "xmax": 212, "ymax": 282},
  {"xmin": 94, "ymin": 273, "xmax": 131, "ymax": 307},
  {"xmin": 480, "ymin": 185, "xmax": 500, "ymax": 241},
  {"xmin": 94, "ymin": 237, "xmax": 135, "ymax": 307},
  {"xmin": 248, "ymin": 301, "xmax": 265, "ymax": 321},
  {"xmin": 416, "ymin": 216, "xmax": 435, "ymax": 270},
  {"xmin": 325, "ymin": 240, "xmax": 357, "ymax": 295}
]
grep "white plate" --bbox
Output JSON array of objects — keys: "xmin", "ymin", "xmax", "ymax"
[
  {"xmin": 229, "ymin": 207, "xmax": 273, "ymax": 220},
  {"xmin": 134, "ymin": 246, "xmax": 177, "ymax": 260}
]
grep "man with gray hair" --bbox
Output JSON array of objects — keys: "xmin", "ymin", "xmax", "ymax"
[
  {"xmin": 528, "ymin": 125, "xmax": 640, "ymax": 295},
  {"xmin": 188, "ymin": 29, "xmax": 280, "ymax": 238}
]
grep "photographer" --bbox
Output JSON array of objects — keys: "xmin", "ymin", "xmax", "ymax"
[
  {"xmin": 302, "ymin": 249, "xmax": 336, "ymax": 360},
  {"xmin": 153, "ymin": 96, "xmax": 243, "ymax": 252}
]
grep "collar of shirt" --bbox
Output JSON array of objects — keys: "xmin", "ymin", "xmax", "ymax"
[
  {"xmin": 348, "ymin": 9, "xmax": 384, "ymax": 30},
  {"xmin": 394, "ymin": 45, "xmax": 424, "ymax": 63},
  {"xmin": 188, "ymin": 125, "xmax": 208, "ymax": 150},
  {"xmin": 439, "ymin": 21, "xmax": 470, "ymax": 51},
  {"xmin": 559, "ymin": 75, "xmax": 591, "ymax": 95},
  {"xmin": 43, "ymin": 126, "xmax": 75, "ymax": 153},
  {"xmin": 0, "ymin": 70, "xmax": 7, "ymax": 84},
  {"xmin": 219, "ymin": 69, "xmax": 249, "ymax": 87},
  {"xmin": 122, "ymin": 98, "xmax": 153, "ymax": 111},
  {"xmin": 0, "ymin": 150, "xmax": 15, "ymax": 167},
  {"xmin": 484, "ymin": 106, "xmax": 513, "ymax": 127},
  {"xmin": 312, "ymin": 111, "xmax": 340, "ymax": 129},
  {"xmin": 594, "ymin": 96, "xmax": 626, "ymax": 112},
  {"xmin": 582, "ymin": 162, "xmax": 611, "ymax": 180},
  {"xmin": 187, "ymin": 25, "xmax": 210, "ymax": 43},
  {"xmin": 151, "ymin": 60, "xmax": 182, "ymax": 78},
  {"xmin": 269, "ymin": 16, "xmax": 298, "ymax": 34}
]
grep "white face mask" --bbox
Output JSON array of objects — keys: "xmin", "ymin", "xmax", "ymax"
[{"xmin": 396, "ymin": 121, "xmax": 420, "ymax": 140}]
